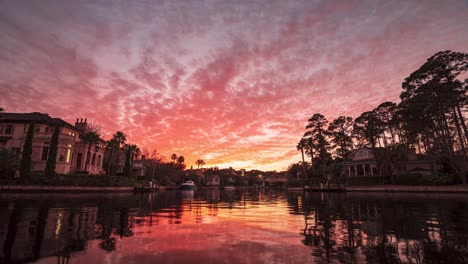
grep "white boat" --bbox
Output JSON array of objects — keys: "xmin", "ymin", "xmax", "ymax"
[
  {"xmin": 223, "ymin": 185, "xmax": 235, "ymax": 190},
  {"xmin": 180, "ymin": 180, "xmax": 197, "ymax": 190}
]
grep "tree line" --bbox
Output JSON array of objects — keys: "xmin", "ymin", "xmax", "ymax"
[{"xmin": 292, "ymin": 50, "xmax": 468, "ymax": 184}]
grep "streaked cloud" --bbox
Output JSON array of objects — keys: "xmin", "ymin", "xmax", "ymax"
[{"xmin": 1, "ymin": 0, "xmax": 467, "ymax": 170}]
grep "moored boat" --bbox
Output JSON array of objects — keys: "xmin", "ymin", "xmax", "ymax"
[{"xmin": 180, "ymin": 180, "xmax": 197, "ymax": 190}]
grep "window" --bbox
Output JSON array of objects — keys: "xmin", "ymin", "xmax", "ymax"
[
  {"xmin": 0, "ymin": 125, "xmax": 4, "ymax": 134},
  {"xmin": 66, "ymin": 145, "xmax": 72, "ymax": 163},
  {"xmin": 34, "ymin": 126, "xmax": 40, "ymax": 133},
  {"xmin": 5, "ymin": 125, "xmax": 14, "ymax": 135},
  {"xmin": 92, "ymin": 153, "xmax": 96, "ymax": 166},
  {"xmin": 41, "ymin": 146, "xmax": 49, "ymax": 161},
  {"xmin": 97, "ymin": 155, "xmax": 101, "ymax": 167}
]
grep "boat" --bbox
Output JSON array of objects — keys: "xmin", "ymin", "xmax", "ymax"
[
  {"xmin": 180, "ymin": 180, "xmax": 197, "ymax": 190},
  {"xmin": 223, "ymin": 185, "xmax": 235, "ymax": 190}
]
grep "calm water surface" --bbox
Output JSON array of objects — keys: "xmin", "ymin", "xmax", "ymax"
[{"xmin": 1, "ymin": 190, "xmax": 467, "ymax": 264}]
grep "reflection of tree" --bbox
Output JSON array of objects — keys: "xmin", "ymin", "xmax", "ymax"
[
  {"xmin": 99, "ymin": 237, "xmax": 116, "ymax": 252},
  {"xmin": 2, "ymin": 202, "xmax": 21, "ymax": 263},
  {"xmin": 118, "ymin": 208, "xmax": 133, "ymax": 238}
]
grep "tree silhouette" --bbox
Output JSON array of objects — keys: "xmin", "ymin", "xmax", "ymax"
[
  {"xmin": 20, "ymin": 123, "xmax": 34, "ymax": 177},
  {"xmin": 45, "ymin": 126, "xmax": 60, "ymax": 176},
  {"xmin": 171, "ymin": 154, "xmax": 177, "ymax": 163},
  {"xmin": 81, "ymin": 130, "xmax": 101, "ymax": 173}
]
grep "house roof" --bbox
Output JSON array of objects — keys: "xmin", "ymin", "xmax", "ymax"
[{"xmin": 0, "ymin": 112, "xmax": 76, "ymax": 129}]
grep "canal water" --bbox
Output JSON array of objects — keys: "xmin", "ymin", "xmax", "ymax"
[{"xmin": 0, "ymin": 190, "xmax": 467, "ymax": 264}]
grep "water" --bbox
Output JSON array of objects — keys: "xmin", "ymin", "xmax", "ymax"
[{"xmin": 1, "ymin": 190, "xmax": 467, "ymax": 264}]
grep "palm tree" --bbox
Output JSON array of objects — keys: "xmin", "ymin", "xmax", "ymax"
[
  {"xmin": 177, "ymin": 155, "xmax": 185, "ymax": 164},
  {"xmin": 113, "ymin": 131, "xmax": 127, "ymax": 148},
  {"xmin": 196, "ymin": 159, "xmax": 205, "ymax": 169},
  {"xmin": 0, "ymin": 107, "xmax": 4, "ymax": 112},
  {"xmin": 105, "ymin": 138, "xmax": 119, "ymax": 175},
  {"xmin": 82, "ymin": 131, "xmax": 100, "ymax": 172},
  {"xmin": 112, "ymin": 131, "xmax": 127, "ymax": 173},
  {"xmin": 296, "ymin": 138, "xmax": 308, "ymax": 175},
  {"xmin": 171, "ymin": 154, "xmax": 177, "ymax": 163}
]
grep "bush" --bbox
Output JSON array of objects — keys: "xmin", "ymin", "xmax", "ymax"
[
  {"xmin": 0, "ymin": 174, "xmax": 140, "ymax": 187},
  {"xmin": 347, "ymin": 176, "xmax": 389, "ymax": 186},
  {"xmin": 392, "ymin": 173, "xmax": 423, "ymax": 185}
]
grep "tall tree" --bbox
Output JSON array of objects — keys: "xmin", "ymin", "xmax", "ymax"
[
  {"xmin": 105, "ymin": 138, "xmax": 119, "ymax": 175},
  {"xmin": 196, "ymin": 159, "xmax": 205, "ymax": 169},
  {"xmin": 81, "ymin": 130, "xmax": 101, "ymax": 173},
  {"xmin": 123, "ymin": 144, "xmax": 132, "ymax": 176},
  {"xmin": 20, "ymin": 123, "xmax": 34, "ymax": 177},
  {"xmin": 177, "ymin": 155, "xmax": 185, "ymax": 164},
  {"xmin": 400, "ymin": 50, "xmax": 468, "ymax": 182},
  {"xmin": 171, "ymin": 154, "xmax": 177, "ymax": 163},
  {"xmin": 304, "ymin": 113, "xmax": 331, "ymax": 167},
  {"xmin": 45, "ymin": 126, "xmax": 60, "ymax": 176},
  {"xmin": 327, "ymin": 116, "xmax": 354, "ymax": 160},
  {"xmin": 111, "ymin": 131, "xmax": 127, "ymax": 174}
]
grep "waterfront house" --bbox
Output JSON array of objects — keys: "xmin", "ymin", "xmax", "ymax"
[
  {"xmin": 344, "ymin": 147, "xmax": 433, "ymax": 177},
  {"xmin": 0, "ymin": 112, "xmax": 80, "ymax": 174},
  {"xmin": 0, "ymin": 112, "xmax": 106, "ymax": 175},
  {"xmin": 205, "ymin": 174, "xmax": 220, "ymax": 187},
  {"xmin": 73, "ymin": 118, "xmax": 106, "ymax": 174}
]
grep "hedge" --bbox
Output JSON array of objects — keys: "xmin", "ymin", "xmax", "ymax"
[{"xmin": 0, "ymin": 173, "xmax": 141, "ymax": 187}]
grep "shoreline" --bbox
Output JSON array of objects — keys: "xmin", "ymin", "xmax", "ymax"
[
  {"xmin": 0, "ymin": 185, "xmax": 134, "ymax": 193},
  {"xmin": 288, "ymin": 185, "xmax": 468, "ymax": 193},
  {"xmin": 2, "ymin": 184, "xmax": 468, "ymax": 194}
]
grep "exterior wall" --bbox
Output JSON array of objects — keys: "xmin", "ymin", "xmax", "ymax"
[
  {"xmin": 72, "ymin": 142, "xmax": 105, "ymax": 174},
  {"xmin": 206, "ymin": 175, "xmax": 220, "ymax": 186},
  {"xmin": 352, "ymin": 148, "xmax": 374, "ymax": 161},
  {"xmin": 0, "ymin": 119, "xmax": 106, "ymax": 175}
]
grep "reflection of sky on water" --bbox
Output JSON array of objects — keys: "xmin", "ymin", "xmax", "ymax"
[{"xmin": 1, "ymin": 190, "xmax": 467, "ymax": 263}]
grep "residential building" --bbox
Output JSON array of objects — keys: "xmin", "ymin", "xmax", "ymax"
[
  {"xmin": 0, "ymin": 112, "xmax": 105, "ymax": 175},
  {"xmin": 205, "ymin": 174, "xmax": 220, "ymax": 187},
  {"xmin": 344, "ymin": 147, "xmax": 433, "ymax": 177}
]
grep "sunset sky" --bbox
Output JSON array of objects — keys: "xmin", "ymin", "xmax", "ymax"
[{"xmin": 0, "ymin": 1, "xmax": 467, "ymax": 171}]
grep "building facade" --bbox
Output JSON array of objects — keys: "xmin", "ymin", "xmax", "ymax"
[
  {"xmin": 344, "ymin": 147, "xmax": 433, "ymax": 177},
  {"xmin": 0, "ymin": 112, "xmax": 105, "ymax": 175}
]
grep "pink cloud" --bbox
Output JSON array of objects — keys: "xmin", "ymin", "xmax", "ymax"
[{"xmin": 0, "ymin": 0, "xmax": 467, "ymax": 170}]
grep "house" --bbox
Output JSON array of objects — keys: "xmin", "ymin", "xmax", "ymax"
[
  {"xmin": 344, "ymin": 147, "xmax": 433, "ymax": 177},
  {"xmin": 0, "ymin": 112, "xmax": 80, "ymax": 174},
  {"xmin": 205, "ymin": 174, "xmax": 220, "ymax": 187},
  {"xmin": 0, "ymin": 112, "xmax": 105, "ymax": 175},
  {"xmin": 73, "ymin": 119, "xmax": 106, "ymax": 174},
  {"xmin": 344, "ymin": 147, "xmax": 378, "ymax": 177}
]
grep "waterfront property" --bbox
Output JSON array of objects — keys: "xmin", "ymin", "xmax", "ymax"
[
  {"xmin": 0, "ymin": 112, "xmax": 106, "ymax": 175},
  {"xmin": 344, "ymin": 147, "xmax": 433, "ymax": 177},
  {"xmin": 205, "ymin": 174, "xmax": 220, "ymax": 187}
]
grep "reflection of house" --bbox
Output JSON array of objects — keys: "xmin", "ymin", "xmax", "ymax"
[
  {"xmin": 205, "ymin": 174, "xmax": 220, "ymax": 187},
  {"xmin": 0, "ymin": 112, "xmax": 105, "ymax": 174},
  {"xmin": 344, "ymin": 147, "xmax": 433, "ymax": 177}
]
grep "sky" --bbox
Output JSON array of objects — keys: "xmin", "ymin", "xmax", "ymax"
[{"xmin": 0, "ymin": 0, "xmax": 467, "ymax": 171}]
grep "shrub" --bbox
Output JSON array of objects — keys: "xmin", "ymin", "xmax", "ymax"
[{"xmin": 346, "ymin": 176, "xmax": 388, "ymax": 186}]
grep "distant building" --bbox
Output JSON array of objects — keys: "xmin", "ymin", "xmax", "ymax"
[
  {"xmin": 0, "ymin": 112, "xmax": 105, "ymax": 175},
  {"xmin": 205, "ymin": 174, "xmax": 220, "ymax": 187}
]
